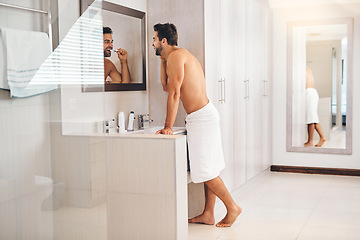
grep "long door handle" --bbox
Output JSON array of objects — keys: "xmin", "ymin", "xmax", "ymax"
[
  {"xmin": 263, "ymin": 80, "xmax": 268, "ymax": 97},
  {"xmin": 219, "ymin": 79, "xmax": 223, "ymax": 103},
  {"xmin": 244, "ymin": 79, "xmax": 249, "ymax": 99},
  {"xmin": 223, "ymin": 78, "xmax": 226, "ymax": 103},
  {"xmin": 219, "ymin": 78, "xmax": 226, "ymax": 104}
]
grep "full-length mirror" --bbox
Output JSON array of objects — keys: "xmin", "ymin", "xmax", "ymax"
[
  {"xmin": 81, "ymin": 0, "xmax": 146, "ymax": 92},
  {"xmin": 287, "ymin": 18, "xmax": 353, "ymax": 154}
]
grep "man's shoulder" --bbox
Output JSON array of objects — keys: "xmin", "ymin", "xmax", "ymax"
[
  {"xmin": 104, "ymin": 58, "xmax": 116, "ymax": 67},
  {"xmin": 168, "ymin": 48, "xmax": 190, "ymax": 62},
  {"xmin": 173, "ymin": 48, "xmax": 189, "ymax": 55}
]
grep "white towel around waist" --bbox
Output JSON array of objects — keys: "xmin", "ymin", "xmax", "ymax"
[
  {"xmin": 185, "ymin": 100, "xmax": 225, "ymax": 183},
  {"xmin": 0, "ymin": 27, "xmax": 57, "ymax": 98},
  {"xmin": 305, "ymin": 88, "xmax": 319, "ymax": 124}
]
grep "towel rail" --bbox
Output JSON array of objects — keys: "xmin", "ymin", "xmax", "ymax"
[
  {"xmin": 0, "ymin": 1, "xmax": 53, "ymax": 51},
  {"xmin": 0, "ymin": 2, "xmax": 48, "ymax": 14}
]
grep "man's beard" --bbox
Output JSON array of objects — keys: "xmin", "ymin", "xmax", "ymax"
[
  {"xmin": 104, "ymin": 49, "xmax": 111, "ymax": 57},
  {"xmin": 155, "ymin": 45, "xmax": 162, "ymax": 56}
]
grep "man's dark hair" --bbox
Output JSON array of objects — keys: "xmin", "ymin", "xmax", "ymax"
[
  {"xmin": 153, "ymin": 23, "xmax": 178, "ymax": 46},
  {"xmin": 103, "ymin": 27, "xmax": 112, "ymax": 34}
]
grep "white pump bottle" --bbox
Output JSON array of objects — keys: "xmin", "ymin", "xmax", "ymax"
[{"xmin": 127, "ymin": 111, "xmax": 135, "ymax": 131}]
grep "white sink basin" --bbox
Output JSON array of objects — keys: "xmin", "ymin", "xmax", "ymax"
[{"xmin": 126, "ymin": 126, "xmax": 186, "ymax": 135}]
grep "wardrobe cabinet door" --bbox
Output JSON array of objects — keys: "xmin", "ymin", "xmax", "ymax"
[
  {"xmin": 204, "ymin": 0, "xmax": 221, "ymax": 108},
  {"xmin": 244, "ymin": 0, "xmax": 257, "ymax": 181},
  {"xmin": 205, "ymin": 0, "xmax": 236, "ymax": 191},
  {"xmin": 233, "ymin": 0, "xmax": 247, "ymax": 189},
  {"xmin": 259, "ymin": 2, "xmax": 272, "ymax": 172},
  {"xmin": 218, "ymin": 0, "xmax": 235, "ymax": 192},
  {"xmin": 204, "ymin": 0, "xmax": 272, "ymax": 190},
  {"xmin": 244, "ymin": 0, "xmax": 269, "ymax": 181}
]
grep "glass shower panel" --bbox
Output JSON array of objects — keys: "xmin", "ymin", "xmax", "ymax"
[
  {"xmin": 49, "ymin": 0, "xmax": 108, "ymax": 239},
  {"xmin": 0, "ymin": 0, "xmax": 106, "ymax": 239}
]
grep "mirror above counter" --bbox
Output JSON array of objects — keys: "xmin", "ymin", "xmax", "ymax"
[
  {"xmin": 286, "ymin": 18, "xmax": 353, "ymax": 154},
  {"xmin": 81, "ymin": 0, "xmax": 146, "ymax": 92}
]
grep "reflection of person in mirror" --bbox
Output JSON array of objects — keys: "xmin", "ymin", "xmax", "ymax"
[
  {"xmin": 103, "ymin": 27, "xmax": 131, "ymax": 83},
  {"xmin": 304, "ymin": 66, "xmax": 326, "ymax": 147},
  {"xmin": 152, "ymin": 23, "xmax": 241, "ymax": 227}
]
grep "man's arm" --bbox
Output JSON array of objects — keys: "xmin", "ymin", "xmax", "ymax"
[
  {"xmin": 118, "ymin": 48, "xmax": 131, "ymax": 83},
  {"xmin": 156, "ymin": 52, "xmax": 184, "ymax": 135},
  {"xmin": 106, "ymin": 59, "xmax": 122, "ymax": 83}
]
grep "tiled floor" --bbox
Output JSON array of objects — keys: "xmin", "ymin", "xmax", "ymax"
[
  {"xmin": 312, "ymin": 125, "xmax": 346, "ymax": 149},
  {"xmin": 52, "ymin": 171, "xmax": 360, "ymax": 240},
  {"xmin": 189, "ymin": 171, "xmax": 360, "ymax": 240}
]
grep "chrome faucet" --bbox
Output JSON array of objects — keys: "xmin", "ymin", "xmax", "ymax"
[
  {"xmin": 138, "ymin": 114, "xmax": 153, "ymax": 130},
  {"xmin": 103, "ymin": 118, "xmax": 119, "ymax": 133}
]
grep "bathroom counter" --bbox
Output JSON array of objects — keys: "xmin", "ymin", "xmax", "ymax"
[
  {"xmin": 64, "ymin": 126, "xmax": 187, "ymax": 139},
  {"xmin": 104, "ymin": 131, "xmax": 188, "ymax": 240},
  {"xmin": 51, "ymin": 123, "xmax": 188, "ymax": 239}
]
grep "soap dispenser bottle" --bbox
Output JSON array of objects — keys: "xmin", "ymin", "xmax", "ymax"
[
  {"xmin": 127, "ymin": 111, "xmax": 135, "ymax": 131},
  {"xmin": 118, "ymin": 112, "xmax": 126, "ymax": 133}
]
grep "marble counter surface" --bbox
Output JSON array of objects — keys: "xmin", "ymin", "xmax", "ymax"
[{"xmin": 63, "ymin": 126, "xmax": 186, "ymax": 139}]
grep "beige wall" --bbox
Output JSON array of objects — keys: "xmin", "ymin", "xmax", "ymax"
[
  {"xmin": 306, "ymin": 40, "xmax": 341, "ymax": 98},
  {"xmin": 147, "ymin": 0, "xmax": 204, "ymax": 127}
]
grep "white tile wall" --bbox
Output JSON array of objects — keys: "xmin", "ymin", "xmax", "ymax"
[
  {"xmin": 0, "ymin": 91, "xmax": 12, "ymax": 107},
  {"xmin": 0, "ymin": 90, "xmax": 54, "ymax": 239},
  {"xmin": 0, "ymin": 179, "xmax": 16, "ymax": 204},
  {"xmin": 0, "ymin": 9, "xmax": 8, "ymax": 27},
  {"xmin": 0, "ymin": 199, "xmax": 17, "ymax": 239},
  {"xmin": 0, "ymin": 107, "xmax": 15, "ymax": 182},
  {"xmin": 17, "ymin": 193, "xmax": 54, "ymax": 240}
]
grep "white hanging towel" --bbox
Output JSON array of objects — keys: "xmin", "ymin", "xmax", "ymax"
[
  {"xmin": 0, "ymin": 27, "xmax": 57, "ymax": 98},
  {"xmin": 185, "ymin": 100, "xmax": 225, "ymax": 183},
  {"xmin": 305, "ymin": 88, "xmax": 320, "ymax": 124}
]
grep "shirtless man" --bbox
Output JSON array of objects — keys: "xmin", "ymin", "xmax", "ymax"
[
  {"xmin": 103, "ymin": 27, "xmax": 131, "ymax": 83},
  {"xmin": 152, "ymin": 23, "xmax": 241, "ymax": 227},
  {"xmin": 304, "ymin": 66, "xmax": 326, "ymax": 147}
]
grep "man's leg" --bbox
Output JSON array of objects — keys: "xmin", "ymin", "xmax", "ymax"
[
  {"xmin": 304, "ymin": 123, "xmax": 315, "ymax": 147},
  {"xmin": 314, "ymin": 123, "xmax": 326, "ymax": 147},
  {"xmin": 205, "ymin": 176, "xmax": 241, "ymax": 227},
  {"xmin": 188, "ymin": 184, "xmax": 216, "ymax": 225}
]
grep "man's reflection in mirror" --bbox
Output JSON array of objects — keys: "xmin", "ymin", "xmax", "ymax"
[
  {"xmin": 103, "ymin": 27, "xmax": 131, "ymax": 83},
  {"xmin": 304, "ymin": 66, "xmax": 326, "ymax": 147}
]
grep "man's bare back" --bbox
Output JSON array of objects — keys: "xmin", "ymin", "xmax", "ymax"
[
  {"xmin": 167, "ymin": 48, "xmax": 209, "ymax": 114},
  {"xmin": 104, "ymin": 58, "xmax": 115, "ymax": 81},
  {"xmin": 306, "ymin": 66, "xmax": 315, "ymax": 89}
]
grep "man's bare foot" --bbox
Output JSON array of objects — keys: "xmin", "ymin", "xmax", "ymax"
[
  {"xmin": 304, "ymin": 142, "xmax": 313, "ymax": 147},
  {"xmin": 216, "ymin": 205, "xmax": 242, "ymax": 227},
  {"xmin": 315, "ymin": 138, "xmax": 326, "ymax": 147},
  {"xmin": 188, "ymin": 212, "xmax": 215, "ymax": 225}
]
